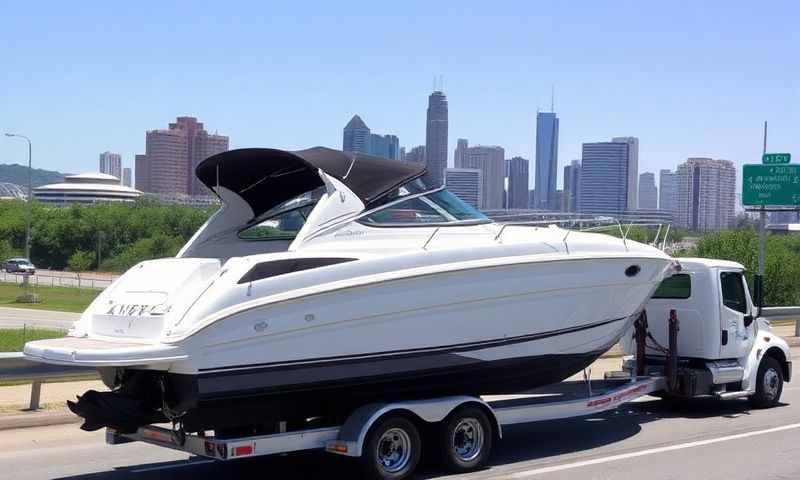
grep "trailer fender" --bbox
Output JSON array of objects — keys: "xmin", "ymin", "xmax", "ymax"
[{"xmin": 326, "ymin": 395, "xmax": 501, "ymax": 457}]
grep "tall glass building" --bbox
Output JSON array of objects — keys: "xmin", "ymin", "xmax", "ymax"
[
  {"xmin": 534, "ymin": 112, "xmax": 559, "ymax": 210},
  {"xmin": 578, "ymin": 142, "xmax": 629, "ymax": 215},
  {"xmin": 425, "ymin": 91, "xmax": 449, "ymax": 186}
]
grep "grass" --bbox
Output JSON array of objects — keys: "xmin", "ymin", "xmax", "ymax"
[
  {"xmin": 0, "ymin": 282, "xmax": 99, "ymax": 313},
  {"xmin": 0, "ymin": 327, "xmax": 66, "ymax": 352}
]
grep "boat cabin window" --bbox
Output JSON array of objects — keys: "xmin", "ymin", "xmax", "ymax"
[
  {"xmin": 238, "ymin": 187, "xmax": 326, "ymax": 241},
  {"xmin": 652, "ymin": 274, "xmax": 691, "ymax": 299},
  {"xmin": 360, "ymin": 188, "xmax": 487, "ymax": 226},
  {"xmin": 720, "ymin": 271, "xmax": 748, "ymax": 314},
  {"xmin": 238, "ymin": 257, "xmax": 356, "ymax": 284}
]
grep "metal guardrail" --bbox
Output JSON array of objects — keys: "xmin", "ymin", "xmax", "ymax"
[
  {"xmin": 0, "ymin": 270, "xmax": 116, "ymax": 290},
  {"xmin": 761, "ymin": 306, "xmax": 800, "ymax": 337},
  {"xmin": 0, "ymin": 352, "xmax": 97, "ymax": 410}
]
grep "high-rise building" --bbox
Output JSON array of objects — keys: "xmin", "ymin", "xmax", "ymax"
[
  {"xmin": 676, "ymin": 157, "xmax": 736, "ymax": 231},
  {"xmin": 638, "ymin": 172, "xmax": 658, "ymax": 210},
  {"xmin": 425, "ymin": 90, "xmax": 448, "ymax": 186},
  {"xmin": 534, "ymin": 111, "xmax": 559, "ymax": 210},
  {"xmin": 563, "ymin": 160, "xmax": 581, "ymax": 212},
  {"xmin": 403, "ymin": 145, "xmax": 426, "ymax": 165},
  {"xmin": 659, "ymin": 169, "xmax": 678, "ymax": 213},
  {"xmin": 507, "ymin": 157, "xmax": 530, "ymax": 209},
  {"xmin": 399, "ymin": 147, "xmax": 406, "ymax": 162},
  {"xmin": 611, "ymin": 137, "xmax": 639, "ymax": 210},
  {"xmin": 445, "ymin": 168, "xmax": 483, "ymax": 209},
  {"xmin": 99, "ymin": 151, "xmax": 122, "ymax": 182},
  {"xmin": 343, "ymin": 115, "xmax": 400, "ymax": 160},
  {"xmin": 578, "ymin": 142, "xmax": 629, "ymax": 215},
  {"xmin": 122, "ymin": 168, "xmax": 132, "ymax": 188},
  {"xmin": 454, "ymin": 139, "xmax": 469, "ymax": 168},
  {"xmin": 459, "ymin": 145, "xmax": 504, "ymax": 210},
  {"xmin": 342, "ymin": 115, "xmax": 370, "ymax": 154},
  {"xmin": 135, "ymin": 117, "xmax": 229, "ymax": 196}
]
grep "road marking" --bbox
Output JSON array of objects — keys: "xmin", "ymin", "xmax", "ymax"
[
  {"xmin": 130, "ymin": 459, "xmax": 214, "ymax": 473},
  {"xmin": 504, "ymin": 422, "xmax": 800, "ymax": 478}
]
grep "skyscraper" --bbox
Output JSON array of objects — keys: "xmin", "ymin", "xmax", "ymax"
[
  {"xmin": 611, "ymin": 137, "xmax": 639, "ymax": 210},
  {"xmin": 122, "ymin": 168, "xmax": 132, "ymax": 188},
  {"xmin": 638, "ymin": 172, "xmax": 658, "ymax": 210},
  {"xmin": 534, "ymin": 112, "xmax": 559, "ymax": 210},
  {"xmin": 454, "ymin": 139, "xmax": 469, "ymax": 168},
  {"xmin": 403, "ymin": 146, "xmax": 426, "ymax": 165},
  {"xmin": 460, "ymin": 145, "xmax": 505, "ymax": 210},
  {"xmin": 425, "ymin": 90, "xmax": 448, "ymax": 186},
  {"xmin": 659, "ymin": 169, "xmax": 678, "ymax": 213},
  {"xmin": 578, "ymin": 142, "xmax": 629, "ymax": 215},
  {"xmin": 445, "ymin": 168, "xmax": 482, "ymax": 209},
  {"xmin": 507, "ymin": 157, "xmax": 530, "ymax": 209},
  {"xmin": 342, "ymin": 115, "xmax": 370, "ymax": 154},
  {"xmin": 99, "ymin": 151, "xmax": 122, "ymax": 182},
  {"xmin": 676, "ymin": 158, "xmax": 736, "ymax": 231},
  {"xmin": 563, "ymin": 160, "xmax": 581, "ymax": 213},
  {"xmin": 368, "ymin": 134, "xmax": 400, "ymax": 160},
  {"xmin": 135, "ymin": 117, "xmax": 229, "ymax": 196}
]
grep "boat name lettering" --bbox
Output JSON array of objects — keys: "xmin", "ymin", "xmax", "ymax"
[
  {"xmin": 105, "ymin": 304, "xmax": 163, "ymax": 316},
  {"xmin": 333, "ymin": 229, "xmax": 366, "ymax": 238}
]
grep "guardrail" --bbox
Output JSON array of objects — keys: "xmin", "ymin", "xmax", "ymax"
[
  {"xmin": 0, "ymin": 270, "xmax": 117, "ymax": 290},
  {"xmin": 0, "ymin": 352, "xmax": 97, "ymax": 410},
  {"xmin": 761, "ymin": 306, "xmax": 800, "ymax": 337}
]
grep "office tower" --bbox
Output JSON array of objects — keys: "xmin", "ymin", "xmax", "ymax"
[
  {"xmin": 135, "ymin": 117, "xmax": 229, "ymax": 196},
  {"xmin": 404, "ymin": 146, "xmax": 426, "ymax": 165},
  {"xmin": 368, "ymin": 134, "xmax": 400, "ymax": 160},
  {"xmin": 399, "ymin": 147, "xmax": 406, "ymax": 162},
  {"xmin": 578, "ymin": 142, "xmax": 629, "ymax": 215},
  {"xmin": 534, "ymin": 111, "xmax": 559, "ymax": 210},
  {"xmin": 659, "ymin": 169, "xmax": 678, "ymax": 213},
  {"xmin": 611, "ymin": 137, "xmax": 639, "ymax": 211},
  {"xmin": 343, "ymin": 115, "xmax": 370, "ymax": 154},
  {"xmin": 528, "ymin": 190, "xmax": 535, "ymax": 209},
  {"xmin": 445, "ymin": 168, "xmax": 483, "ymax": 209},
  {"xmin": 676, "ymin": 157, "xmax": 736, "ymax": 231},
  {"xmin": 460, "ymin": 145, "xmax": 504, "ymax": 209},
  {"xmin": 122, "ymin": 168, "xmax": 132, "ymax": 188},
  {"xmin": 98, "ymin": 151, "xmax": 122, "ymax": 181},
  {"xmin": 563, "ymin": 160, "xmax": 581, "ymax": 213},
  {"xmin": 425, "ymin": 90, "xmax": 448, "ymax": 186},
  {"xmin": 638, "ymin": 172, "xmax": 658, "ymax": 209},
  {"xmin": 454, "ymin": 139, "xmax": 469, "ymax": 168},
  {"xmin": 507, "ymin": 157, "xmax": 530, "ymax": 209}
]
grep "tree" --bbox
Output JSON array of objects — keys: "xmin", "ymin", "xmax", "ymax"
[{"xmin": 67, "ymin": 250, "xmax": 94, "ymax": 290}]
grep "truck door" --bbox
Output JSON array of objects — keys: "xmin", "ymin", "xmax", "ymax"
[{"xmin": 718, "ymin": 270, "xmax": 754, "ymax": 359}]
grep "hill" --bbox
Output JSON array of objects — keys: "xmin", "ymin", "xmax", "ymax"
[{"xmin": 0, "ymin": 164, "xmax": 66, "ymax": 187}]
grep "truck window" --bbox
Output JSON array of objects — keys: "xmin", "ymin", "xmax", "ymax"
[
  {"xmin": 720, "ymin": 271, "xmax": 748, "ymax": 314},
  {"xmin": 652, "ymin": 274, "xmax": 691, "ymax": 299}
]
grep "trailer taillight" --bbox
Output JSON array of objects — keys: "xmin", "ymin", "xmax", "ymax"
[{"xmin": 233, "ymin": 445, "xmax": 253, "ymax": 457}]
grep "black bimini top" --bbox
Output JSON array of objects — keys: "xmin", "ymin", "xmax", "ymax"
[{"xmin": 196, "ymin": 147, "xmax": 426, "ymax": 218}]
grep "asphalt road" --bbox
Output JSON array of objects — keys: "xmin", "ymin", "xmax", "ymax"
[
  {"xmin": 0, "ymin": 306, "xmax": 79, "ymax": 330},
  {"xmin": 1, "ymin": 352, "xmax": 798, "ymax": 480}
]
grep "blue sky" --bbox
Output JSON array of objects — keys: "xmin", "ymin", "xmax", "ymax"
[{"xmin": 1, "ymin": 1, "xmax": 798, "ymax": 188}]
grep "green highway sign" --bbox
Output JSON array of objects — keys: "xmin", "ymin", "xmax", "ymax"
[
  {"xmin": 742, "ymin": 164, "xmax": 800, "ymax": 206},
  {"xmin": 762, "ymin": 153, "xmax": 791, "ymax": 164}
]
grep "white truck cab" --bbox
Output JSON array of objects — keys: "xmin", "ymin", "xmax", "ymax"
[{"xmin": 622, "ymin": 257, "xmax": 792, "ymax": 405}]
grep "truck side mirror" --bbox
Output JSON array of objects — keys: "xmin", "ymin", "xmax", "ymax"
[{"xmin": 743, "ymin": 314, "xmax": 754, "ymax": 328}]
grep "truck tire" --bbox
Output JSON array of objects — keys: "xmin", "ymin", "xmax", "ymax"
[
  {"xmin": 439, "ymin": 406, "xmax": 493, "ymax": 473},
  {"xmin": 360, "ymin": 415, "xmax": 421, "ymax": 480},
  {"xmin": 750, "ymin": 356, "xmax": 783, "ymax": 409}
]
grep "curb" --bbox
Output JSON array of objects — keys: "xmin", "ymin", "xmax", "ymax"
[{"xmin": 0, "ymin": 409, "xmax": 79, "ymax": 431}]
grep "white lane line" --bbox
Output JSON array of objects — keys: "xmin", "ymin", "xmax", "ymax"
[
  {"xmin": 130, "ymin": 459, "xmax": 215, "ymax": 473},
  {"xmin": 504, "ymin": 422, "xmax": 800, "ymax": 478}
]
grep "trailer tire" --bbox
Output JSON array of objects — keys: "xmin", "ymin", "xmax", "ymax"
[
  {"xmin": 439, "ymin": 406, "xmax": 493, "ymax": 473},
  {"xmin": 750, "ymin": 356, "xmax": 783, "ymax": 409},
  {"xmin": 360, "ymin": 415, "xmax": 421, "ymax": 480}
]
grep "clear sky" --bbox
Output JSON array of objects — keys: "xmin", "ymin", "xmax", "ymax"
[{"xmin": 1, "ymin": 1, "xmax": 798, "ymax": 189}]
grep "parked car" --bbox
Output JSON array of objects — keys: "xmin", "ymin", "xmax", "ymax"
[{"xmin": 3, "ymin": 258, "xmax": 36, "ymax": 274}]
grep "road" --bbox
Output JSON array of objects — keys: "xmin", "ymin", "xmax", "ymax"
[
  {"xmin": 1, "ymin": 352, "xmax": 798, "ymax": 480},
  {"xmin": 0, "ymin": 306, "xmax": 79, "ymax": 330}
]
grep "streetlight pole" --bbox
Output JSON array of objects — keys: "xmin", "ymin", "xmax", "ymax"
[{"xmin": 4, "ymin": 133, "xmax": 32, "ymax": 259}]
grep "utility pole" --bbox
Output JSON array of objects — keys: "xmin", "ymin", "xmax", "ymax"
[
  {"xmin": 4, "ymin": 133, "xmax": 32, "ymax": 259},
  {"xmin": 757, "ymin": 122, "xmax": 767, "ymax": 315}
]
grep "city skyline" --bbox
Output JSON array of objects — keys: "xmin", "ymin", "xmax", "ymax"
[{"xmin": 3, "ymin": 3, "xmax": 796, "ymax": 183}]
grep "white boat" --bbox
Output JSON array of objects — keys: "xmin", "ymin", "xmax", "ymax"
[{"xmin": 24, "ymin": 147, "xmax": 676, "ymax": 434}]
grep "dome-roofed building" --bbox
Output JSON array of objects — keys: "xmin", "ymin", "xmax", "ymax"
[{"xmin": 33, "ymin": 172, "xmax": 142, "ymax": 205}]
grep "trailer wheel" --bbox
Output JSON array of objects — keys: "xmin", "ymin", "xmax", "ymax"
[
  {"xmin": 439, "ymin": 407, "xmax": 493, "ymax": 473},
  {"xmin": 750, "ymin": 356, "xmax": 783, "ymax": 409},
  {"xmin": 361, "ymin": 415, "xmax": 421, "ymax": 480}
]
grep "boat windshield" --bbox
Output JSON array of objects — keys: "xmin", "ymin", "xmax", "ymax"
[
  {"xmin": 360, "ymin": 187, "xmax": 489, "ymax": 226},
  {"xmin": 238, "ymin": 186, "xmax": 326, "ymax": 240}
]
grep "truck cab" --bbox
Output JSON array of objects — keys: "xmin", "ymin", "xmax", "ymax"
[{"xmin": 622, "ymin": 258, "xmax": 792, "ymax": 404}]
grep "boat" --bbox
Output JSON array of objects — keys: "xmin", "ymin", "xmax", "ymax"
[{"xmin": 23, "ymin": 147, "xmax": 676, "ymax": 434}]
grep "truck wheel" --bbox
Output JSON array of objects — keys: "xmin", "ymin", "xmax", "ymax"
[
  {"xmin": 750, "ymin": 356, "xmax": 783, "ymax": 409},
  {"xmin": 439, "ymin": 407, "xmax": 493, "ymax": 473},
  {"xmin": 361, "ymin": 415, "xmax": 421, "ymax": 480}
]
